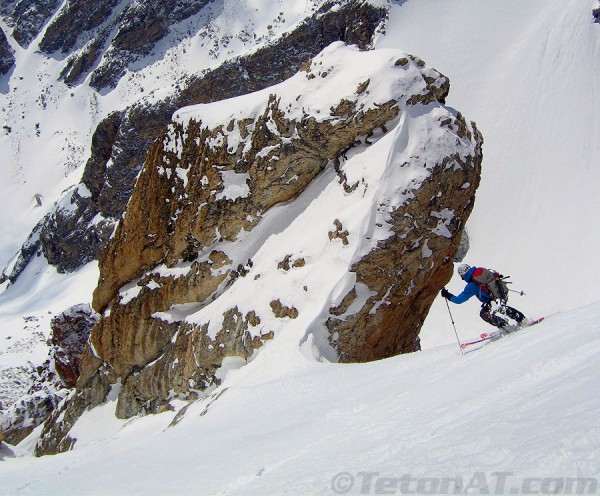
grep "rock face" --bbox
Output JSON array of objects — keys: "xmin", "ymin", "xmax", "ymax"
[
  {"xmin": 1, "ymin": 305, "xmax": 98, "ymax": 446},
  {"xmin": 50, "ymin": 304, "xmax": 100, "ymax": 388},
  {"xmin": 1, "ymin": 0, "xmax": 61, "ymax": 48},
  {"xmin": 594, "ymin": 3, "xmax": 600, "ymax": 23},
  {"xmin": 35, "ymin": 43, "xmax": 483, "ymax": 454},
  {"xmin": 4, "ymin": 0, "xmax": 388, "ymax": 280},
  {"xmin": 0, "ymin": 27, "xmax": 15, "ymax": 76}
]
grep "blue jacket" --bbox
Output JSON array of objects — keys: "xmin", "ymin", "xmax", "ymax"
[{"xmin": 450, "ymin": 266, "xmax": 493, "ymax": 305}]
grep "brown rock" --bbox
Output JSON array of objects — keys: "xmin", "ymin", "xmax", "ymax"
[
  {"xmin": 50, "ymin": 304, "xmax": 99, "ymax": 387},
  {"xmin": 270, "ymin": 300, "xmax": 299, "ymax": 320},
  {"xmin": 277, "ymin": 255, "xmax": 305, "ymax": 271},
  {"xmin": 35, "ymin": 44, "xmax": 481, "ymax": 454},
  {"xmin": 326, "ymin": 116, "xmax": 483, "ymax": 362},
  {"xmin": 328, "ymin": 219, "xmax": 350, "ymax": 246}
]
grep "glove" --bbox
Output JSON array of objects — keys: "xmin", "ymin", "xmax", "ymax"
[{"xmin": 441, "ymin": 288, "xmax": 454, "ymax": 300}]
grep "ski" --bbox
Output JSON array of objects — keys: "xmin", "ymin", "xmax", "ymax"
[
  {"xmin": 481, "ymin": 317, "xmax": 545, "ymax": 339},
  {"xmin": 460, "ymin": 317, "xmax": 546, "ymax": 349},
  {"xmin": 460, "ymin": 337, "xmax": 490, "ymax": 349}
]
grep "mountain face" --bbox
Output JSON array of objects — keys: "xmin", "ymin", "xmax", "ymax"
[
  {"xmin": 33, "ymin": 42, "xmax": 482, "ymax": 455},
  {"xmin": 2, "ymin": 0, "xmax": 209, "ymax": 88},
  {"xmin": 1, "ymin": 0, "xmax": 482, "ymax": 454},
  {"xmin": 2, "ymin": 0, "xmax": 388, "ymax": 283},
  {"xmin": 0, "ymin": 27, "xmax": 15, "ymax": 75},
  {"xmin": 2, "ymin": 1, "xmax": 599, "ymax": 489}
]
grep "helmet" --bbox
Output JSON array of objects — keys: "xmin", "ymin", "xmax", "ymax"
[{"xmin": 457, "ymin": 264, "xmax": 471, "ymax": 279}]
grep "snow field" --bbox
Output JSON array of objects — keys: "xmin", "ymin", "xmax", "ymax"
[
  {"xmin": 0, "ymin": 0, "xmax": 599, "ymax": 493},
  {"xmin": 1, "ymin": 303, "xmax": 600, "ymax": 495}
]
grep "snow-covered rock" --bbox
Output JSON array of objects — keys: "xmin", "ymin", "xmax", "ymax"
[
  {"xmin": 5, "ymin": 0, "xmax": 389, "ymax": 278},
  {"xmin": 34, "ymin": 42, "xmax": 482, "ymax": 454},
  {"xmin": 1, "ymin": 0, "xmax": 60, "ymax": 48},
  {"xmin": 0, "ymin": 26, "xmax": 14, "ymax": 75},
  {"xmin": 0, "ymin": 304, "xmax": 98, "ymax": 445}
]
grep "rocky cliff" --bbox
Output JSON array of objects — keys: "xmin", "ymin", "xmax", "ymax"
[
  {"xmin": 2, "ymin": 0, "xmax": 388, "ymax": 283},
  {"xmin": 34, "ymin": 42, "xmax": 482, "ymax": 455},
  {"xmin": 1, "ymin": 304, "xmax": 98, "ymax": 445},
  {"xmin": 0, "ymin": 27, "xmax": 15, "ymax": 76}
]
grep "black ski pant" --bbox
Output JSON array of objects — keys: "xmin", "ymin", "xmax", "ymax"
[{"xmin": 480, "ymin": 302, "xmax": 526, "ymax": 329}]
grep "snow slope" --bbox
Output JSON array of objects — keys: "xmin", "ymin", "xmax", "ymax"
[
  {"xmin": 1, "ymin": 303, "xmax": 600, "ymax": 495},
  {"xmin": 376, "ymin": 0, "xmax": 600, "ymax": 346},
  {"xmin": 1, "ymin": 1, "xmax": 600, "ymax": 493}
]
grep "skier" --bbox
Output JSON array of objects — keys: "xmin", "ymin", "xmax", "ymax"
[{"xmin": 441, "ymin": 264, "xmax": 527, "ymax": 330}]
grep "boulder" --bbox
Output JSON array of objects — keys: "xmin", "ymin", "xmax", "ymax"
[
  {"xmin": 50, "ymin": 304, "xmax": 99, "ymax": 387},
  {"xmin": 35, "ymin": 43, "xmax": 483, "ymax": 454}
]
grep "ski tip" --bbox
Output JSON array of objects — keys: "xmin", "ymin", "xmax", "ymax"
[{"xmin": 527, "ymin": 316, "xmax": 545, "ymax": 326}]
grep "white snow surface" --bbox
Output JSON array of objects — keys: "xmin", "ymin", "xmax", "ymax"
[
  {"xmin": 1, "ymin": 305, "xmax": 600, "ymax": 494},
  {"xmin": 0, "ymin": 0, "xmax": 599, "ymax": 492}
]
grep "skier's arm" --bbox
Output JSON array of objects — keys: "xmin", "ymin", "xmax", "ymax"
[{"xmin": 449, "ymin": 283, "xmax": 477, "ymax": 304}]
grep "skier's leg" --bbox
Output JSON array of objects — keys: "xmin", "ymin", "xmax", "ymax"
[
  {"xmin": 480, "ymin": 303, "xmax": 508, "ymax": 329},
  {"xmin": 503, "ymin": 305, "xmax": 526, "ymax": 324}
]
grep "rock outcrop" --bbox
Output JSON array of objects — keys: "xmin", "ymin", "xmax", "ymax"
[
  {"xmin": 43, "ymin": 0, "xmax": 212, "ymax": 88},
  {"xmin": 0, "ymin": 27, "xmax": 15, "ymax": 76},
  {"xmin": 35, "ymin": 43, "xmax": 483, "ymax": 454},
  {"xmin": 594, "ymin": 3, "xmax": 600, "ymax": 23},
  {"xmin": 4, "ymin": 0, "xmax": 388, "ymax": 280},
  {"xmin": 50, "ymin": 304, "xmax": 99, "ymax": 388},
  {"xmin": 1, "ymin": 305, "xmax": 98, "ymax": 446},
  {"xmin": 325, "ymin": 113, "xmax": 482, "ymax": 361},
  {"xmin": 1, "ymin": 0, "xmax": 61, "ymax": 48}
]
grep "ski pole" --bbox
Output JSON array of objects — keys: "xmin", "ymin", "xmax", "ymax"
[
  {"xmin": 508, "ymin": 288, "xmax": 526, "ymax": 296},
  {"xmin": 445, "ymin": 298, "xmax": 464, "ymax": 355}
]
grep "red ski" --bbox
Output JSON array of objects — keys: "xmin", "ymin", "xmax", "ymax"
[
  {"xmin": 481, "ymin": 317, "xmax": 545, "ymax": 339},
  {"xmin": 461, "ymin": 317, "xmax": 545, "ymax": 349}
]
